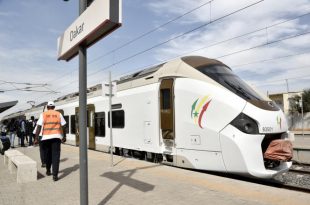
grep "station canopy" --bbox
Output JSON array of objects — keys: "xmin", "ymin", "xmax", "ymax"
[{"xmin": 0, "ymin": 101, "xmax": 18, "ymax": 113}]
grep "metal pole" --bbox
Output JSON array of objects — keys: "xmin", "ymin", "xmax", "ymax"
[
  {"xmin": 285, "ymin": 79, "xmax": 289, "ymax": 93},
  {"xmin": 301, "ymin": 94, "xmax": 304, "ymax": 137},
  {"xmin": 109, "ymin": 71, "xmax": 114, "ymax": 166},
  {"xmin": 79, "ymin": 0, "xmax": 88, "ymax": 205}
]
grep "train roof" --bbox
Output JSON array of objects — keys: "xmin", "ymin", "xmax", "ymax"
[{"xmin": 117, "ymin": 56, "xmax": 226, "ymax": 91}]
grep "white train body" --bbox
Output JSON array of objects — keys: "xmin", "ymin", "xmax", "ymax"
[{"xmin": 21, "ymin": 56, "xmax": 291, "ymax": 178}]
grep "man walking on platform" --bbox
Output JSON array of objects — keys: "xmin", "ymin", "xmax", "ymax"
[
  {"xmin": 35, "ymin": 101, "xmax": 66, "ymax": 181},
  {"xmin": 20, "ymin": 119, "xmax": 26, "ymax": 147},
  {"xmin": 27, "ymin": 116, "xmax": 36, "ymax": 146}
]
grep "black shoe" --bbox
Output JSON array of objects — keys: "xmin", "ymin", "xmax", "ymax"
[
  {"xmin": 46, "ymin": 170, "xmax": 51, "ymax": 176},
  {"xmin": 53, "ymin": 175, "xmax": 58, "ymax": 181},
  {"xmin": 41, "ymin": 163, "xmax": 46, "ymax": 168}
]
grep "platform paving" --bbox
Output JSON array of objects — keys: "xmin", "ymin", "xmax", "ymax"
[{"xmin": 1, "ymin": 144, "xmax": 310, "ymax": 205}]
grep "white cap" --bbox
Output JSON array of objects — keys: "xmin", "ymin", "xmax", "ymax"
[{"xmin": 47, "ymin": 101, "xmax": 55, "ymax": 107}]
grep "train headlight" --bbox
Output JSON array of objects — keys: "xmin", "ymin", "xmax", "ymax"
[{"xmin": 231, "ymin": 113, "xmax": 259, "ymax": 134}]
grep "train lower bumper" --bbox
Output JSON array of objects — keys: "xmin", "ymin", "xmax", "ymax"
[{"xmin": 220, "ymin": 125, "xmax": 292, "ymax": 179}]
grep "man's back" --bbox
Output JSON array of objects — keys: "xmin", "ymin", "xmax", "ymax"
[{"xmin": 37, "ymin": 109, "xmax": 66, "ymax": 141}]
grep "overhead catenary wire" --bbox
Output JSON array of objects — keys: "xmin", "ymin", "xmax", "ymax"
[
  {"xmin": 0, "ymin": 88, "xmax": 58, "ymax": 93},
  {"xmin": 240, "ymin": 65, "xmax": 310, "ymax": 79},
  {"xmin": 0, "ymin": 80, "xmax": 58, "ymax": 94},
  {"xmin": 230, "ymin": 50, "xmax": 310, "ymax": 68},
  {"xmin": 89, "ymin": 0, "xmax": 214, "ymax": 64},
  {"xmin": 254, "ymin": 74, "xmax": 310, "ymax": 87},
  {"xmin": 0, "ymin": 80, "xmax": 48, "ymax": 86},
  {"xmin": 216, "ymin": 31, "xmax": 310, "ymax": 59}
]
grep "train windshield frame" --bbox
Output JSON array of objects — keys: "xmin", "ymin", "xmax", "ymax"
[{"xmin": 197, "ymin": 64, "xmax": 264, "ymax": 101}]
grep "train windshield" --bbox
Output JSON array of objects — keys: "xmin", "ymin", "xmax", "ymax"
[{"xmin": 198, "ymin": 65, "xmax": 264, "ymax": 101}]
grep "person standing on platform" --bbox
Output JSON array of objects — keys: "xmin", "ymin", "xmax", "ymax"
[
  {"xmin": 20, "ymin": 119, "xmax": 26, "ymax": 147},
  {"xmin": 27, "ymin": 116, "xmax": 35, "ymax": 146},
  {"xmin": 8, "ymin": 119, "xmax": 17, "ymax": 148},
  {"xmin": 35, "ymin": 101, "xmax": 66, "ymax": 181},
  {"xmin": 0, "ymin": 120, "xmax": 10, "ymax": 154}
]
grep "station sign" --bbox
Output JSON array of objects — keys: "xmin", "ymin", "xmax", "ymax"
[
  {"xmin": 57, "ymin": 0, "xmax": 122, "ymax": 61},
  {"xmin": 102, "ymin": 81, "xmax": 117, "ymax": 97}
]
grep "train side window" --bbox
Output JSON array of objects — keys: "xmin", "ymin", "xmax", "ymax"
[
  {"xmin": 112, "ymin": 104, "xmax": 122, "ymax": 109},
  {"xmin": 161, "ymin": 89, "xmax": 170, "ymax": 110},
  {"xmin": 64, "ymin": 115, "xmax": 69, "ymax": 134},
  {"xmin": 71, "ymin": 115, "xmax": 76, "ymax": 134},
  {"xmin": 95, "ymin": 112, "xmax": 105, "ymax": 137},
  {"xmin": 108, "ymin": 110, "xmax": 125, "ymax": 128},
  {"xmin": 87, "ymin": 111, "xmax": 89, "ymax": 127}
]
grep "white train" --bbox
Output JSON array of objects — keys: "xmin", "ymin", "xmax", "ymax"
[{"xmin": 4, "ymin": 56, "xmax": 292, "ymax": 178}]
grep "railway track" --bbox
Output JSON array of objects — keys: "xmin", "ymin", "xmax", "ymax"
[
  {"xmin": 215, "ymin": 163, "xmax": 310, "ymax": 193},
  {"xmin": 274, "ymin": 179, "xmax": 310, "ymax": 193},
  {"xmin": 289, "ymin": 168, "xmax": 310, "ymax": 175},
  {"xmin": 271, "ymin": 164, "xmax": 310, "ymax": 193}
]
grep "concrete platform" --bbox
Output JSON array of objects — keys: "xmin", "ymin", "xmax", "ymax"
[
  {"xmin": 293, "ymin": 134, "xmax": 310, "ymax": 149},
  {"xmin": 0, "ymin": 145, "xmax": 310, "ymax": 205},
  {"xmin": 292, "ymin": 134, "xmax": 310, "ymax": 164}
]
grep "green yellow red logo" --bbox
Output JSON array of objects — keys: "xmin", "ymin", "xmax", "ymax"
[{"xmin": 191, "ymin": 96, "xmax": 212, "ymax": 128}]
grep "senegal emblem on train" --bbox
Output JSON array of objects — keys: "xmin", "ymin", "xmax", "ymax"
[{"xmin": 191, "ymin": 96, "xmax": 212, "ymax": 129}]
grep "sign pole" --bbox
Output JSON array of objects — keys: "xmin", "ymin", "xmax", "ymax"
[
  {"xmin": 109, "ymin": 71, "xmax": 114, "ymax": 167},
  {"xmin": 58, "ymin": 1, "xmax": 121, "ymax": 202},
  {"xmin": 79, "ymin": 0, "xmax": 88, "ymax": 205},
  {"xmin": 301, "ymin": 94, "xmax": 304, "ymax": 137}
]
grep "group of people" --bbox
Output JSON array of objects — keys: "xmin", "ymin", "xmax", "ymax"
[
  {"xmin": 4, "ymin": 116, "xmax": 36, "ymax": 148},
  {"xmin": 0, "ymin": 101, "xmax": 67, "ymax": 182}
]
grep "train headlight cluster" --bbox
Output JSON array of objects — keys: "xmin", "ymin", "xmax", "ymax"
[{"xmin": 231, "ymin": 113, "xmax": 259, "ymax": 134}]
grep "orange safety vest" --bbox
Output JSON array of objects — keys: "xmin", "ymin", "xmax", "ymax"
[{"xmin": 42, "ymin": 110, "xmax": 62, "ymax": 135}]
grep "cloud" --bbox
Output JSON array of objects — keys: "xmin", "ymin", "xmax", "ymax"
[
  {"xmin": 0, "ymin": 11, "xmax": 19, "ymax": 17},
  {"xmin": 48, "ymin": 28, "xmax": 63, "ymax": 35},
  {"xmin": 146, "ymin": 0, "xmax": 310, "ymax": 93}
]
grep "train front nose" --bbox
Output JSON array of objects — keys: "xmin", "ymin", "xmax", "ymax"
[{"xmin": 219, "ymin": 102, "xmax": 292, "ymax": 178}]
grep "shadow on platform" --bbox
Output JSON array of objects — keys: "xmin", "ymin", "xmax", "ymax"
[
  {"xmin": 59, "ymin": 164, "xmax": 79, "ymax": 180},
  {"xmin": 60, "ymin": 157, "xmax": 68, "ymax": 163},
  {"xmin": 98, "ymin": 164, "xmax": 160, "ymax": 205}
]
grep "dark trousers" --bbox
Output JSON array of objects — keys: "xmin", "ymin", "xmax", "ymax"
[
  {"xmin": 29, "ymin": 134, "xmax": 34, "ymax": 146},
  {"xmin": 39, "ymin": 136, "xmax": 46, "ymax": 164},
  {"xmin": 43, "ymin": 138, "xmax": 61, "ymax": 176},
  {"xmin": 20, "ymin": 132, "xmax": 25, "ymax": 146}
]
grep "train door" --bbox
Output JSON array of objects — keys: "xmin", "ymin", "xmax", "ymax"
[
  {"xmin": 75, "ymin": 104, "xmax": 95, "ymax": 150},
  {"xmin": 56, "ymin": 109, "xmax": 67, "ymax": 137},
  {"xmin": 56, "ymin": 109, "xmax": 64, "ymax": 116},
  {"xmin": 159, "ymin": 79, "xmax": 175, "ymax": 163}
]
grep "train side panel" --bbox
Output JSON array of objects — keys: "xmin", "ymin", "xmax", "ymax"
[
  {"xmin": 107, "ymin": 83, "xmax": 161, "ymax": 153},
  {"xmin": 174, "ymin": 78, "xmax": 246, "ymax": 171}
]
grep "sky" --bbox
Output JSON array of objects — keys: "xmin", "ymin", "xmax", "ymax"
[{"xmin": 0, "ymin": 0, "xmax": 310, "ymax": 119}]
